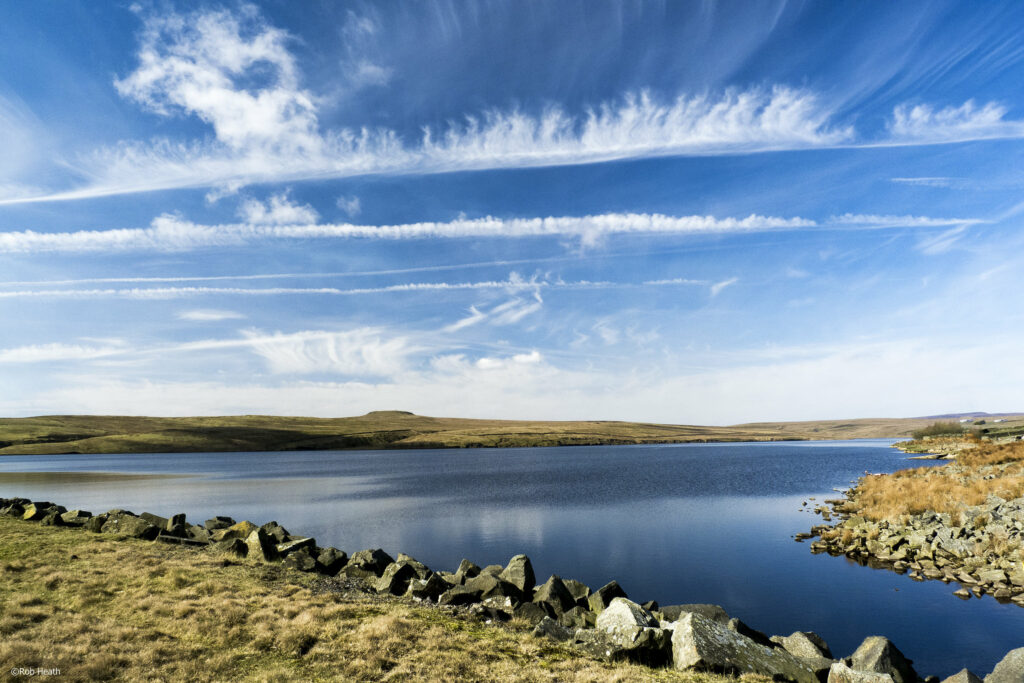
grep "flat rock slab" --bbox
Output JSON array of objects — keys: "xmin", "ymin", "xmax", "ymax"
[{"xmin": 829, "ymin": 662, "xmax": 895, "ymax": 683}]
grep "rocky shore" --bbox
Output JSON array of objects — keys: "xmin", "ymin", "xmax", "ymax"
[{"xmin": 3, "ymin": 495, "xmax": 1022, "ymax": 682}]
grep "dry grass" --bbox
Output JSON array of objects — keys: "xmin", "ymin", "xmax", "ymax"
[
  {"xmin": 850, "ymin": 442, "xmax": 1024, "ymax": 522},
  {"xmin": 0, "ymin": 516, "xmax": 749, "ymax": 683}
]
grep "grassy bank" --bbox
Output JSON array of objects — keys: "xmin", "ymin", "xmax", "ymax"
[
  {"xmin": 0, "ymin": 515, "xmax": 742, "ymax": 682},
  {"xmin": 0, "ymin": 411, "xmax": 971, "ymax": 456},
  {"xmin": 847, "ymin": 441, "xmax": 1024, "ymax": 522}
]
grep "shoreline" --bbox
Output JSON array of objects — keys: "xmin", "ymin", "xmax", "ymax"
[{"xmin": 2, "ymin": 495, "xmax": 1021, "ymax": 681}]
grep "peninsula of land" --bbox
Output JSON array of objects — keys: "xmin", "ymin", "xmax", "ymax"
[{"xmin": 3, "ymin": 411, "xmax": 1023, "ymax": 456}]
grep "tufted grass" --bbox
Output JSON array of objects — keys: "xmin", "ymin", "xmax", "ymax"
[{"xmin": 0, "ymin": 515, "xmax": 755, "ymax": 682}]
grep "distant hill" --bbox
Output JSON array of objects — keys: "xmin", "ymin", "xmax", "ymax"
[{"xmin": 3, "ymin": 411, "xmax": 1019, "ymax": 455}]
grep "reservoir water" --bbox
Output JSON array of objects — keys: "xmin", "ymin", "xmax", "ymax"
[{"xmin": 1, "ymin": 439, "xmax": 1021, "ymax": 675}]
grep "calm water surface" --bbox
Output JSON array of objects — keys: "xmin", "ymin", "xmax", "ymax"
[{"xmin": 1, "ymin": 440, "xmax": 1021, "ymax": 676}]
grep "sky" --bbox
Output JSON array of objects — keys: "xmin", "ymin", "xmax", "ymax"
[{"xmin": 2, "ymin": 1, "xmax": 1024, "ymax": 423}]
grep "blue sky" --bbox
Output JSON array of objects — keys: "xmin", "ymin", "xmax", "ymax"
[{"xmin": 1, "ymin": 1, "xmax": 1023, "ymax": 423}]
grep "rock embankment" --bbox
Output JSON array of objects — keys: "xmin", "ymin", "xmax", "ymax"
[
  {"xmin": 809, "ymin": 491, "xmax": 1024, "ymax": 605},
  {"xmin": 3, "ymin": 496, "xmax": 1020, "ymax": 682}
]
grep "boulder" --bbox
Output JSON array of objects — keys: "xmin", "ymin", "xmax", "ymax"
[
  {"xmin": 40, "ymin": 511, "xmax": 65, "ymax": 526},
  {"xmin": 778, "ymin": 631, "xmax": 833, "ymax": 659},
  {"xmin": 396, "ymin": 554, "xmax": 432, "ymax": 580},
  {"xmin": 596, "ymin": 598, "xmax": 659, "ymax": 646},
  {"xmin": 140, "ymin": 512, "xmax": 168, "ymax": 528},
  {"xmin": 642, "ymin": 600, "xmax": 659, "ymax": 612},
  {"xmin": 464, "ymin": 573, "xmax": 523, "ymax": 602},
  {"xmin": 211, "ymin": 521, "xmax": 258, "ymax": 543},
  {"xmin": 480, "ymin": 564, "xmax": 504, "ymax": 576},
  {"xmin": 340, "ymin": 549, "xmax": 394, "ymax": 579},
  {"xmin": 532, "ymin": 616, "xmax": 573, "ymax": 642},
  {"xmin": 204, "ymin": 516, "xmax": 235, "ymax": 530},
  {"xmin": 438, "ymin": 586, "xmax": 483, "ymax": 606},
  {"xmin": 2, "ymin": 503, "xmax": 25, "ymax": 518},
  {"xmin": 282, "ymin": 548, "xmax": 318, "ymax": 572},
  {"xmin": 499, "ymin": 555, "xmax": 536, "ymax": 597},
  {"xmin": 671, "ymin": 612, "xmax": 819, "ymax": 682},
  {"xmin": 454, "ymin": 559, "xmax": 481, "ymax": 583},
  {"xmin": 828, "ymin": 662, "xmax": 895, "ymax": 683},
  {"xmin": 216, "ymin": 538, "xmax": 248, "ymax": 558},
  {"xmin": 588, "ymin": 580, "xmax": 628, "ymax": 613},
  {"xmin": 166, "ymin": 513, "xmax": 186, "ymax": 531},
  {"xmin": 316, "ymin": 547, "xmax": 348, "ymax": 575},
  {"xmin": 244, "ymin": 529, "xmax": 278, "ymax": 562},
  {"xmin": 23, "ymin": 502, "xmax": 57, "ymax": 521},
  {"xmin": 849, "ymin": 636, "xmax": 917, "ymax": 683},
  {"xmin": 573, "ymin": 625, "xmax": 672, "ymax": 667},
  {"xmin": 661, "ymin": 603, "xmax": 730, "ymax": 624},
  {"xmin": 375, "ymin": 561, "xmax": 420, "ymax": 595},
  {"xmin": 942, "ymin": 669, "xmax": 983, "ymax": 683},
  {"xmin": 513, "ymin": 601, "xmax": 554, "ymax": 626},
  {"xmin": 276, "ymin": 537, "xmax": 316, "ymax": 557},
  {"xmin": 186, "ymin": 525, "xmax": 211, "ymax": 544},
  {"xmin": 101, "ymin": 513, "xmax": 159, "ymax": 540},
  {"xmin": 985, "ymin": 647, "xmax": 1024, "ymax": 683},
  {"xmin": 406, "ymin": 574, "xmax": 452, "ymax": 601},
  {"xmin": 728, "ymin": 617, "xmax": 775, "ymax": 649},
  {"xmin": 260, "ymin": 521, "xmax": 290, "ymax": 544},
  {"xmin": 533, "ymin": 575, "xmax": 576, "ymax": 615},
  {"xmin": 60, "ymin": 509, "xmax": 93, "ymax": 526},
  {"xmin": 563, "ymin": 578, "xmax": 592, "ymax": 607},
  {"xmin": 84, "ymin": 514, "xmax": 108, "ymax": 533},
  {"xmin": 558, "ymin": 606, "xmax": 596, "ymax": 629}
]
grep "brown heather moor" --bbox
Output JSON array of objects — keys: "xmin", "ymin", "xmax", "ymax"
[{"xmin": 848, "ymin": 441, "xmax": 1024, "ymax": 522}]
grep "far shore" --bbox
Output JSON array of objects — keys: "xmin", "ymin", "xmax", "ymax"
[{"xmin": 1, "ymin": 410, "xmax": 996, "ymax": 456}]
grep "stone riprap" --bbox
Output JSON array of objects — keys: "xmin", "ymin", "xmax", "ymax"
[
  {"xmin": 805, "ymin": 488, "xmax": 1024, "ymax": 607},
  {"xmin": 0, "ymin": 495, "xmax": 1014, "ymax": 681}
]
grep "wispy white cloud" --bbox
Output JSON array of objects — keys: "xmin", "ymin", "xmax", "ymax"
[
  {"xmin": 890, "ymin": 177, "xmax": 962, "ymax": 188},
  {"xmin": 888, "ymin": 100, "xmax": 1024, "ymax": 144},
  {"xmin": 238, "ymin": 192, "xmax": 319, "ymax": 225},
  {"xmin": 0, "ymin": 342, "xmax": 126, "ymax": 364},
  {"xmin": 335, "ymin": 195, "xmax": 361, "ymax": 217},
  {"xmin": 829, "ymin": 213, "xmax": 986, "ymax": 228},
  {"xmin": 710, "ymin": 277, "xmax": 739, "ymax": 297},
  {"xmin": 177, "ymin": 309, "xmax": 246, "ymax": 321},
  {"xmin": 241, "ymin": 328, "xmax": 414, "ymax": 376},
  {"xmin": 5, "ymin": 211, "xmax": 960, "ymax": 254}
]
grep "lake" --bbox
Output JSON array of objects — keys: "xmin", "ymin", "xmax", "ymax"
[{"xmin": 1, "ymin": 439, "xmax": 1021, "ymax": 676}]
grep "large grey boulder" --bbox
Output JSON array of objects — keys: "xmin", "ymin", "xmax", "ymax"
[
  {"xmin": 454, "ymin": 559, "xmax": 481, "ymax": 584},
  {"xmin": 84, "ymin": 514, "xmax": 108, "ymax": 533},
  {"xmin": 943, "ymin": 669, "xmax": 983, "ymax": 683},
  {"xmin": 573, "ymin": 625, "xmax": 672, "ymax": 667},
  {"xmin": 828, "ymin": 662, "xmax": 895, "ymax": 683},
  {"xmin": 671, "ymin": 612, "xmax": 819, "ymax": 683},
  {"xmin": 595, "ymin": 597, "xmax": 659, "ymax": 646},
  {"xmin": 779, "ymin": 631, "xmax": 833, "ymax": 659},
  {"xmin": 260, "ymin": 521, "xmax": 290, "ymax": 544},
  {"xmin": 986, "ymin": 647, "xmax": 1024, "ymax": 683},
  {"xmin": 396, "ymin": 554, "xmax": 432, "ymax": 580},
  {"xmin": 245, "ymin": 529, "xmax": 278, "ymax": 561},
  {"xmin": 406, "ymin": 574, "xmax": 452, "ymax": 601},
  {"xmin": 438, "ymin": 585, "xmax": 483, "ymax": 606},
  {"xmin": 558, "ymin": 605, "xmax": 596, "ymax": 629},
  {"xmin": 340, "ymin": 549, "xmax": 395, "ymax": 579},
  {"xmin": 316, "ymin": 547, "xmax": 348, "ymax": 575},
  {"xmin": 588, "ymin": 580, "xmax": 628, "ymax": 613},
  {"xmin": 532, "ymin": 616, "xmax": 573, "ymax": 642},
  {"xmin": 563, "ymin": 578, "xmax": 592, "ymax": 607},
  {"xmin": 211, "ymin": 520, "xmax": 258, "ymax": 543},
  {"xmin": 60, "ymin": 509, "xmax": 93, "ymax": 526},
  {"xmin": 661, "ymin": 603, "xmax": 730, "ymax": 624},
  {"xmin": 513, "ymin": 601, "xmax": 554, "ymax": 625},
  {"xmin": 375, "ymin": 561, "xmax": 420, "ymax": 595},
  {"xmin": 283, "ymin": 548, "xmax": 318, "ymax": 572},
  {"xmin": 276, "ymin": 537, "xmax": 316, "ymax": 557},
  {"xmin": 139, "ymin": 512, "xmax": 168, "ymax": 528},
  {"xmin": 533, "ymin": 575, "xmax": 576, "ymax": 615},
  {"xmin": 849, "ymin": 636, "xmax": 917, "ymax": 683},
  {"xmin": 499, "ymin": 555, "xmax": 536, "ymax": 597},
  {"xmin": 101, "ymin": 512, "xmax": 159, "ymax": 540},
  {"xmin": 204, "ymin": 516, "xmax": 235, "ymax": 530},
  {"xmin": 464, "ymin": 573, "xmax": 524, "ymax": 602}
]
